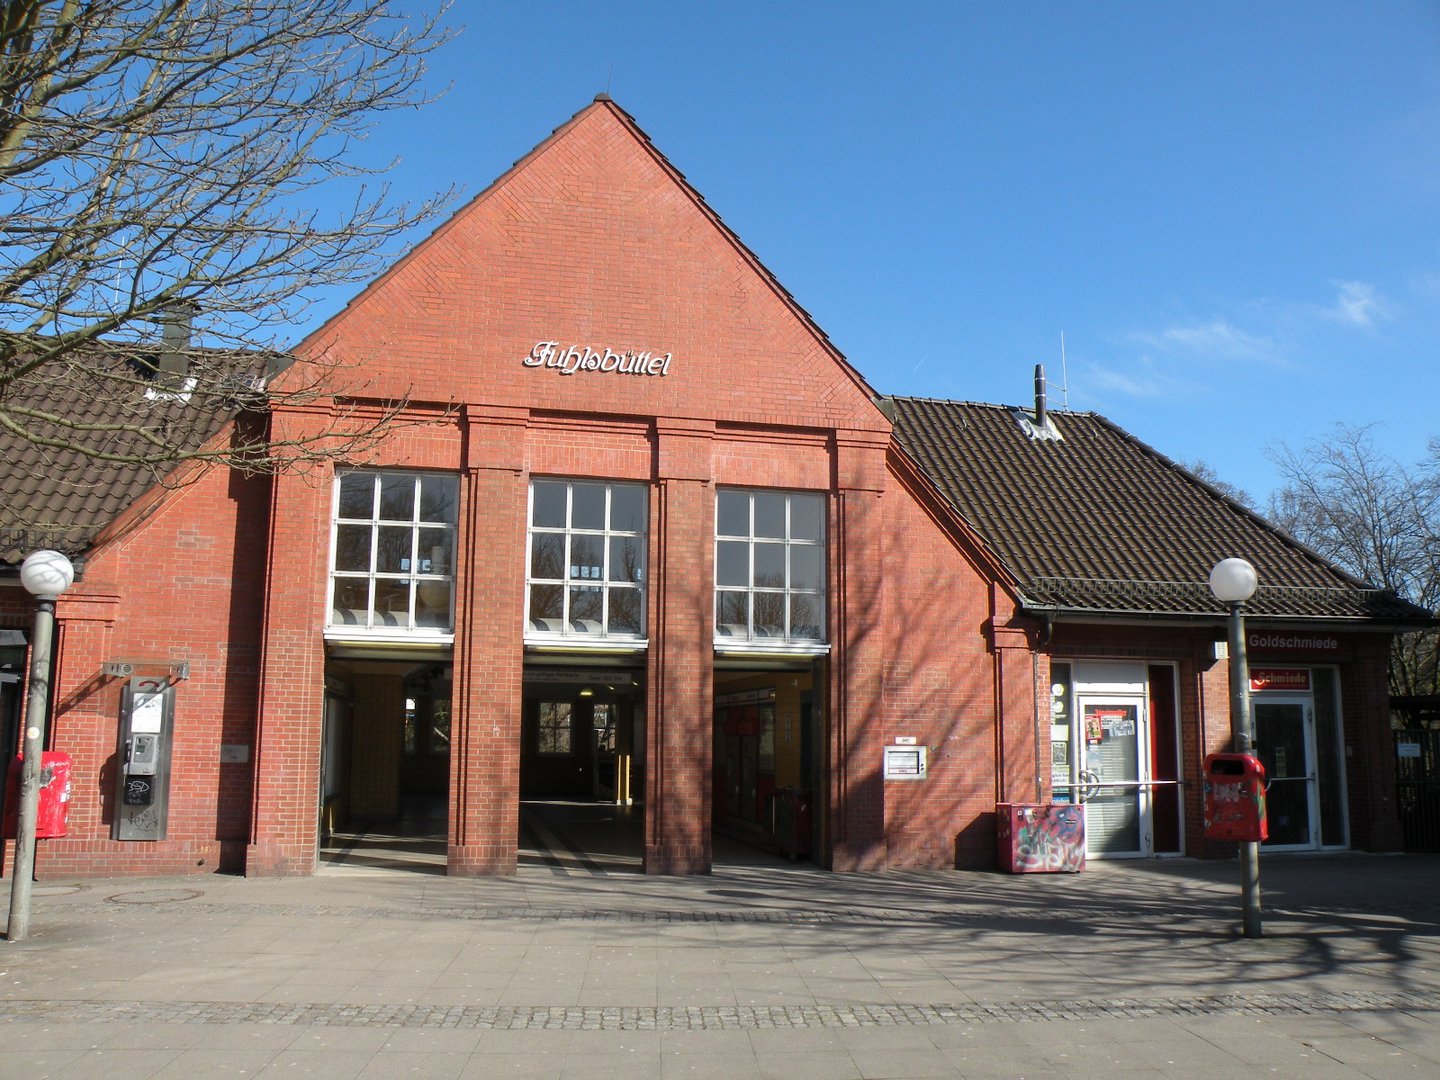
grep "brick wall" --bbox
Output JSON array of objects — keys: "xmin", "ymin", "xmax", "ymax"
[{"xmin": 8, "ymin": 456, "xmax": 270, "ymax": 878}]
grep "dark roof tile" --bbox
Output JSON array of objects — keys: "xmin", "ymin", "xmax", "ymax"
[
  {"xmin": 0, "ymin": 345, "xmax": 260, "ymax": 564},
  {"xmin": 888, "ymin": 398, "xmax": 1431, "ymax": 625}
]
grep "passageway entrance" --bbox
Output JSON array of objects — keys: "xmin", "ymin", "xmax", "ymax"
[
  {"xmin": 318, "ymin": 658, "xmax": 451, "ymax": 873},
  {"xmin": 518, "ymin": 663, "xmax": 645, "ymax": 872},
  {"xmin": 712, "ymin": 663, "xmax": 821, "ymax": 864}
]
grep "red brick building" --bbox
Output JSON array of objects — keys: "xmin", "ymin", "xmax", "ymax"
[{"xmin": 1, "ymin": 98, "xmax": 1429, "ymax": 880}]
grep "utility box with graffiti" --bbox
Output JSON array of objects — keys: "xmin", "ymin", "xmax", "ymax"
[{"xmin": 996, "ymin": 802, "xmax": 1085, "ymax": 873}]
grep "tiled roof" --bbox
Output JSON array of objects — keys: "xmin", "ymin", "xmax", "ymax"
[
  {"xmin": 0, "ymin": 347, "xmax": 255, "ymax": 565},
  {"xmin": 887, "ymin": 397, "xmax": 1433, "ymax": 625}
]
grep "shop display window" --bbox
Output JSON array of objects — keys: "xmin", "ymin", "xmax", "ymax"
[
  {"xmin": 328, "ymin": 471, "xmax": 459, "ymax": 635},
  {"xmin": 714, "ymin": 489, "xmax": 826, "ymax": 646},
  {"xmin": 526, "ymin": 479, "xmax": 647, "ymax": 641}
]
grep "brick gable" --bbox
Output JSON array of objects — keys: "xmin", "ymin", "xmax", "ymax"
[{"xmin": 299, "ymin": 99, "xmax": 886, "ymax": 433}]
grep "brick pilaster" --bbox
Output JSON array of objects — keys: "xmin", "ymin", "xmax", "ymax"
[
  {"xmin": 247, "ymin": 414, "xmax": 330, "ymax": 876},
  {"xmin": 828, "ymin": 431, "xmax": 888, "ymax": 871},
  {"xmin": 449, "ymin": 406, "xmax": 528, "ymax": 874},
  {"xmin": 645, "ymin": 420, "xmax": 714, "ymax": 874}
]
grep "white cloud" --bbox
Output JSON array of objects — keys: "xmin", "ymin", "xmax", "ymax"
[
  {"xmin": 1130, "ymin": 319, "xmax": 1282, "ymax": 363},
  {"xmin": 1324, "ymin": 280, "xmax": 1387, "ymax": 328},
  {"xmin": 1085, "ymin": 358, "xmax": 1173, "ymax": 399}
]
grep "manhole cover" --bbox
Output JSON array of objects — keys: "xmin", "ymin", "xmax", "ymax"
[
  {"xmin": 31, "ymin": 884, "xmax": 85, "ymax": 898},
  {"xmin": 106, "ymin": 888, "xmax": 203, "ymax": 905}
]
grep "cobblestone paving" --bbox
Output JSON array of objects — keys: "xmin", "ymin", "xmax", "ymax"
[
  {"xmin": 4, "ymin": 991, "xmax": 1438, "ymax": 1031},
  {"xmin": 96, "ymin": 898, "xmax": 1439, "ymax": 926}
]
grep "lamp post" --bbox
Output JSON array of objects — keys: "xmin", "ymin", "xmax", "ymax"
[
  {"xmin": 5, "ymin": 549, "xmax": 74, "ymax": 943},
  {"xmin": 1209, "ymin": 556, "xmax": 1262, "ymax": 939}
]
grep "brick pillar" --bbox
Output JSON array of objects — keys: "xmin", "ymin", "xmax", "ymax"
[
  {"xmin": 449, "ymin": 406, "xmax": 527, "ymax": 874},
  {"xmin": 828, "ymin": 431, "xmax": 888, "ymax": 871},
  {"xmin": 247, "ymin": 432, "xmax": 329, "ymax": 876},
  {"xmin": 1346, "ymin": 639, "xmax": 1403, "ymax": 852},
  {"xmin": 645, "ymin": 419, "xmax": 714, "ymax": 874},
  {"xmin": 990, "ymin": 619, "xmax": 1041, "ymax": 805}
]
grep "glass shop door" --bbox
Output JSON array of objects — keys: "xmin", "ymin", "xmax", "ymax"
[
  {"xmin": 1077, "ymin": 697, "xmax": 1145, "ymax": 856},
  {"xmin": 1253, "ymin": 696, "xmax": 1317, "ymax": 850}
]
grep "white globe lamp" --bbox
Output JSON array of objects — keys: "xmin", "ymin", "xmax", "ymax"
[
  {"xmin": 19, "ymin": 549, "xmax": 75, "ymax": 600},
  {"xmin": 1208, "ymin": 557, "xmax": 1257, "ymax": 605}
]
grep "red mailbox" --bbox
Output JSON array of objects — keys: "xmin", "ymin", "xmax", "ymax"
[
  {"xmin": 1202, "ymin": 752, "xmax": 1267, "ymax": 842},
  {"xmin": 2, "ymin": 752, "xmax": 74, "ymax": 839}
]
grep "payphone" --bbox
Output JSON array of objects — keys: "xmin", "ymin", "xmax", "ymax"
[{"xmin": 113, "ymin": 676, "xmax": 174, "ymax": 840}]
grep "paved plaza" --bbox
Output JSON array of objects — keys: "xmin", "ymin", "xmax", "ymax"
[{"xmin": 2, "ymin": 842, "xmax": 1438, "ymax": 1078}]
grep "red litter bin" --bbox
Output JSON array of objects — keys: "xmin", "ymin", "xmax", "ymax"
[
  {"xmin": 3, "ymin": 752, "xmax": 74, "ymax": 839},
  {"xmin": 1202, "ymin": 752, "xmax": 1268, "ymax": 842}
]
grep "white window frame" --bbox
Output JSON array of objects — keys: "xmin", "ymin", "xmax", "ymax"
[
  {"xmin": 326, "ymin": 471, "xmax": 458, "ymax": 643},
  {"xmin": 525, "ymin": 479, "xmax": 648, "ymax": 648},
  {"xmin": 714, "ymin": 488, "xmax": 828, "ymax": 654}
]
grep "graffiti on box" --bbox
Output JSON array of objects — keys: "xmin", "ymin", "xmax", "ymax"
[{"xmin": 1013, "ymin": 808, "xmax": 1085, "ymax": 872}]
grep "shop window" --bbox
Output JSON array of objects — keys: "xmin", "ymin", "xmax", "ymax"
[
  {"xmin": 526, "ymin": 479, "xmax": 647, "ymax": 641},
  {"xmin": 329, "ymin": 471, "xmax": 459, "ymax": 636},
  {"xmin": 714, "ymin": 489, "xmax": 826, "ymax": 646},
  {"xmin": 537, "ymin": 702, "xmax": 573, "ymax": 755}
]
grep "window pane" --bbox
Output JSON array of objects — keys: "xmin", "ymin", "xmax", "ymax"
[
  {"xmin": 332, "ymin": 578, "xmax": 370, "ymax": 617},
  {"xmin": 572, "ymin": 483, "xmax": 606, "ymax": 531},
  {"xmin": 379, "ymin": 475, "xmax": 415, "ymax": 521},
  {"xmin": 716, "ymin": 591, "xmax": 748, "ymax": 631},
  {"xmin": 716, "ymin": 540, "xmax": 749, "ymax": 587},
  {"xmin": 753, "ymin": 591, "xmax": 785, "ymax": 636},
  {"xmin": 791, "ymin": 545, "xmax": 822, "ymax": 591},
  {"xmin": 610, "ymin": 485, "xmax": 646, "ymax": 533},
  {"xmin": 530, "ymin": 583, "xmax": 563, "ymax": 624},
  {"xmin": 372, "ymin": 579, "xmax": 410, "ymax": 627},
  {"xmin": 334, "ymin": 524, "xmax": 372, "ymax": 572},
  {"xmin": 753, "ymin": 542, "xmax": 785, "ymax": 587},
  {"xmin": 610, "ymin": 536, "xmax": 644, "ymax": 582},
  {"xmin": 337, "ymin": 474, "xmax": 375, "ymax": 519},
  {"xmin": 419, "ymin": 475, "xmax": 458, "ymax": 523},
  {"xmin": 530, "ymin": 533, "xmax": 564, "ymax": 579},
  {"xmin": 753, "ymin": 493, "xmax": 786, "ymax": 538},
  {"xmin": 330, "ymin": 471, "xmax": 459, "ymax": 637},
  {"xmin": 527, "ymin": 479, "xmax": 650, "ymax": 640},
  {"xmin": 532, "ymin": 481, "xmax": 567, "ymax": 528},
  {"xmin": 430, "ymin": 701, "xmax": 451, "ymax": 754},
  {"xmin": 417, "ymin": 528, "xmax": 452, "ymax": 575},
  {"xmin": 538, "ymin": 702, "xmax": 572, "ymax": 755},
  {"xmin": 569, "ymin": 585, "xmax": 603, "ymax": 630},
  {"xmin": 791, "ymin": 594, "xmax": 823, "ymax": 640},
  {"xmin": 376, "ymin": 526, "xmax": 414, "ymax": 573},
  {"xmin": 609, "ymin": 587, "xmax": 643, "ymax": 635},
  {"xmin": 415, "ymin": 581, "xmax": 451, "ymax": 627},
  {"xmin": 717, "ymin": 490, "xmax": 750, "ymax": 537},
  {"xmin": 791, "ymin": 495, "xmax": 823, "ymax": 541},
  {"xmin": 570, "ymin": 535, "xmax": 603, "ymax": 579}
]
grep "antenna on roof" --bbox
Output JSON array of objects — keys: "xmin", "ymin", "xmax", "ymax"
[
  {"xmin": 1058, "ymin": 331, "xmax": 1071, "ymax": 410},
  {"xmin": 606, "ymin": 62, "xmax": 614, "ymax": 97}
]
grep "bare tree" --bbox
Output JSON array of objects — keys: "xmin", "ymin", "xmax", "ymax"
[
  {"xmin": 1267, "ymin": 424, "xmax": 1440, "ymax": 701},
  {"xmin": 0, "ymin": 0, "xmax": 456, "ymax": 483},
  {"xmin": 1182, "ymin": 459, "xmax": 1257, "ymax": 510}
]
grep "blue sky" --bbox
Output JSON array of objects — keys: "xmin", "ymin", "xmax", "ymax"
[{"xmin": 310, "ymin": 1, "xmax": 1440, "ymax": 505}]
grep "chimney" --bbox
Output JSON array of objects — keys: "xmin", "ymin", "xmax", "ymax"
[
  {"xmin": 1034, "ymin": 363, "xmax": 1047, "ymax": 430},
  {"xmin": 157, "ymin": 303, "xmax": 196, "ymax": 377}
]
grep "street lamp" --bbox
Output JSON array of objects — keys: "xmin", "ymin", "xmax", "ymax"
[
  {"xmin": 5, "ymin": 549, "xmax": 74, "ymax": 943},
  {"xmin": 1209, "ymin": 556, "xmax": 1262, "ymax": 939}
]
